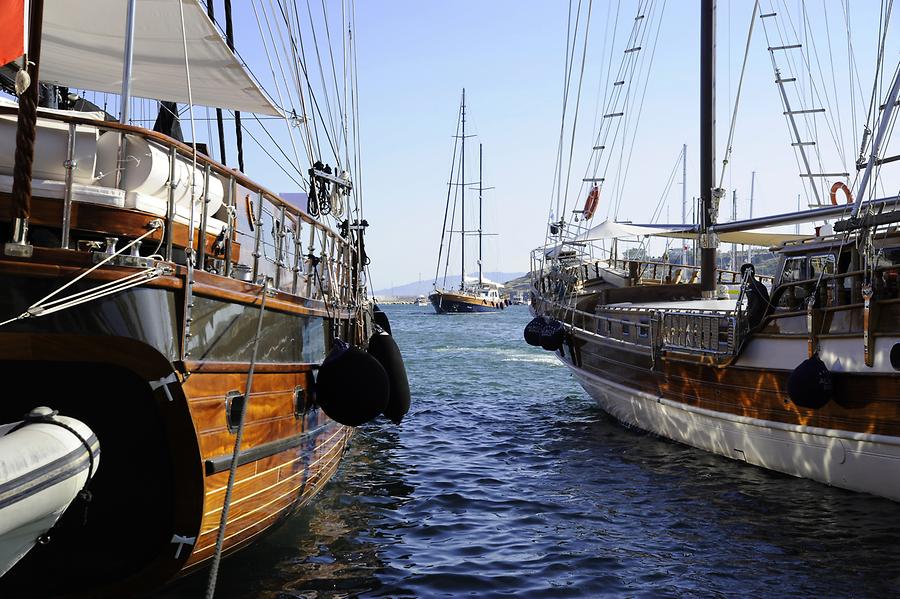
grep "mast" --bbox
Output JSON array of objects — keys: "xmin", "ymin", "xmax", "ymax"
[
  {"xmin": 681, "ymin": 143, "xmax": 687, "ymax": 225},
  {"xmin": 731, "ymin": 189, "xmax": 737, "ymax": 270},
  {"xmin": 119, "ymin": 0, "xmax": 137, "ymax": 124},
  {"xmin": 699, "ymin": 0, "xmax": 718, "ymax": 297},
  {"xmin": 460, "ymin": 88, "xmax": 466, "ymax": 291},
  {"xmin": 478, "ymin": 143, "xmax": 483, "ymax": 286},
  {"xmin": 748, "ymin": 170, "xmax": 755, "ymax": 265},
  {"xmin": 682, "ymin": 143, "xmax": 687, "ymax": 264},
  {"xmin": 223, "ymin": 0, "xmax": 245, "ymax": 172},
  {"xmin": 7, "ymin": 0, "xmax": 46, "ymax": 255},
  {"xmin": 206, "ymin": 0, "xmax": 228, "ymax": 165}
]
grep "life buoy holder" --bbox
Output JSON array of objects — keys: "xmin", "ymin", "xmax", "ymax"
[
  {"xmin": 830, "ymin": 181, "xmax": 852, "ymax": 205},
  {"xmin": 583, "ymin": 185, "xmax": 599, "ymax": 220}
]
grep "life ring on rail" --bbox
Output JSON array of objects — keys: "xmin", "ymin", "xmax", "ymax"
[
  {"xmin": 583, "ymin": 185, "xmax": 599, "ymax": 220},
  {"xmin": 830, "ymin": 181, "xmax": 852, "ymax": 205}
]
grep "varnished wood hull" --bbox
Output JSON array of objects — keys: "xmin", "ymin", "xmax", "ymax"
[
  {"xmin": 429, "ymin": 291, "xmax": 504, "ymax": 314},
  {"xmin": 554, "ymin": 318, "xmax": 900, "ymax": 501},
  {"xmin": 0, "ymin": 254, "xmax": 360, "ymax": 597}
]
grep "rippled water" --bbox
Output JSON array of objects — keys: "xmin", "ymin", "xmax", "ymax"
[{"xmin": 166, "ymin": 304, "xmax": 900, "ymax": 598}]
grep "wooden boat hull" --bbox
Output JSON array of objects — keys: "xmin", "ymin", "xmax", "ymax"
[
  {"xmin": 552, "ymin": 315, "xmax": 900, "ymax": 501},
  {"xmin": 568, "ymin": 359, "xmax": 900, "ymax": 500},
  {"xmin": 429, "ymin": 291, "xmax": 504, "ymax": 314},
  {"xmin": 0, "ymin": 259, "xmax": 356, "ymax": 596}
]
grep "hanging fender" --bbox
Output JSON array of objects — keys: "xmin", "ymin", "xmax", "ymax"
[
  {"xmin": 315, "ymin": 339, "xmax": 389, "ymax": 426},
  {"xmin": 540, "ymin": 318, "xmax": 566, "ymax": 351},
  {"xmin": 524, "ymin": 315, "xmax": 549, "ymax": 346},
  {"xmin": 830, "ymin": 181, "xmax": 852, "ymax": 205},
  {"xmin": 583, "ymin": 185, "xmax": 600, "ymax": 220},
  {"xmin": 373, "ymin": 304, "xmax": 392, "ymax": 335},
  {"xmin": 786, "ymin": 353, "xmax": 833, "ymax": 409},
  {"xmin": 368, "ymin": 332, "xmax": 411, "ymax": 424}
]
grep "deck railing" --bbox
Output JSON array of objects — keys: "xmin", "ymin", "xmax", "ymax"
[{"xmin": 0, "ymin": 106, "xmax": 361, "ymax": 306}]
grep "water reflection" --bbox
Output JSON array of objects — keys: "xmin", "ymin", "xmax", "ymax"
[{"xmin": 159, "ymin": 305, "xmax": 900, "ymax": 598}]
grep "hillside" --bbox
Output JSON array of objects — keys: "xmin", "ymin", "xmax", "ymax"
[{"xmin": 375, "ymin": 272, "xmax": 526, "ymax": 297}]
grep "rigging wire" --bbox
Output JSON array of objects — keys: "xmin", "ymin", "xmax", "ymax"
[
  {"xmin": 434, "ymin": 100, "xmax": 463, "ymax": 288},
  {"xmin": 718, "ymin": 0, "xmax": 759, "ymax": 190}
]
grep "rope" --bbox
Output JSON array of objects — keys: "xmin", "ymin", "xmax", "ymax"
[
  {"xmin": 0, "ymin": 222, "xmax": 163, "ymax": 328},
  {"xmin": 205, "ymin": 278, "xmax": 270, "ymax": 599},
  {"xmin": 718, "ymin": 0, "xmax": 759, "ymax": 189},
  {"xmin": 434, "ymin": 100, "xmax": 463, "ymax": 289},
  {"xmin": 10, "ymin": 38, "xmax": 40, "ymax": 222}
]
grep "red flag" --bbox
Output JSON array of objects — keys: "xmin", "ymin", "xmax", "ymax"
[{"xmin": 0, "ymin": 0, "xmax": 26, "ymax": 66}]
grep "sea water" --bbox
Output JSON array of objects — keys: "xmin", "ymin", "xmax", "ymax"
[{"xmin": 165, "ymin": 304, "xmax": 900, "ymax": 598}]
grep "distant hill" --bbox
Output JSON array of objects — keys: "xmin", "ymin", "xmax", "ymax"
[
  {"xmin": 375, "ymin": 272, "xmax": 526, "ymax": 297},
  {"xmin": 502, "ymin": 273, "xmax": 533, "ymax": 292}
]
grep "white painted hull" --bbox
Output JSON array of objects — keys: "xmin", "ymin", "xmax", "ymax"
[{"xmin": 568, "ymin": 362, "xmax": 900, "ymax": 502}]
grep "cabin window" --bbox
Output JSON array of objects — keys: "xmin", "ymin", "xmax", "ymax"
[
  {"xmin": 808, "ymin": 254, "xmax": 836, "ymax": 278},
  {"xmin": 780, "ymin": 257, "xmax": 808, "ymax": 284},
  {"xmin": 638, "ymin": 317, "xmax": 649, "ymax": 338},
  {"xmin": 622, "ymin": 319, "xmax": 630, "ymax": 336}
]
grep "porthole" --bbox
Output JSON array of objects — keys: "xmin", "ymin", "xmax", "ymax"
[
  {"xmin": 225, "ymin": 390, "xmax": 246, "ymax": 433},
  {"xmin": 891, "ymin": 343, "xmax": 900, "ymax": 371},
  {"xmin": 293, "ymin": 386, "xmax": 307, "ymax": 418}
]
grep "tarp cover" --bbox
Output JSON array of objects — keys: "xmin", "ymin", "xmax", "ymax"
[
  {"xmin": 578, "ymin": 219, "xmax": 811, "ymax": 247},
  {"xmin": 39, "ymin": 0, "xmax": 281, "ymax": 116}
]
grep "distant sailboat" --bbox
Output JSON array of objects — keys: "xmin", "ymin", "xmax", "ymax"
[{"xmin": 430, "ymin": 89, "xmax": 506, "ymax": 314}]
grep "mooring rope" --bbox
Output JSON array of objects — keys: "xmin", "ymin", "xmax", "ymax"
[
  {"xmin": 205, "ymin": 278, "xmax": 270, "ymax": 599},
  {"xmin": 0, "ymin": 221, "xmax": 164, "ymax": 328}
]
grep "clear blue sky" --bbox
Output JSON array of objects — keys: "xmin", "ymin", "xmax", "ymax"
[{"xmin": 226, "ymin": 1, "xmax": 899, "ymax": 289}]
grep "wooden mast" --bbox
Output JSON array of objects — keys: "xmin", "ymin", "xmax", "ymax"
[
  {"xmin": 6, "ymin": 0, "xmax": 45, "ymax": 256},
  {"xmin": 699, "ymin": 0, "xmax": 718, "ymax": 297}
]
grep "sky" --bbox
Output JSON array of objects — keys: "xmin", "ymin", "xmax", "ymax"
[{"xmin": 219, "ymin": 1, "xmax": 900, "ymax": 290}]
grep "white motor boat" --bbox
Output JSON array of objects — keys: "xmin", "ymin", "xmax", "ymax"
[{"xmin": 0, "ymin": 407, "xmax": 99, "ymax": 576}]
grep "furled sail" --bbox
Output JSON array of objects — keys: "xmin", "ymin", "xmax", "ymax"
[{"xmin": 38, "ymin": 0, "xmax": 281, "ymax": 116}]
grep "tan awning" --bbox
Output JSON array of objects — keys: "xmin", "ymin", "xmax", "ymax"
[
  {"xmin": 654, "ymin": 230, "xmax": 813, "ymax": 246},
  {"xmin": 578, "ymin": 219, "xmax": 811, "ymax": 247},
  {"xmin": 39, "ymin": 0, "xmax": 281, "ymax": 116}
]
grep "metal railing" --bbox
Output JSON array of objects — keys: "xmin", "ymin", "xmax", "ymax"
[
  {"xmin": 0, "ymin": 106, "xmax": 361, "ymax": 306},
  {"xmin": 540, "ymin": 288, "xmax": 745, "ymax": 359}
]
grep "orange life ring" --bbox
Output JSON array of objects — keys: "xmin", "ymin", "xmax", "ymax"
[
  {"xmin": 830, "ymin": 181, "xmax": 852, "ymax": 205},
  {"xmin": 583, "ymin": 185, "xmax": 599, "ymax": 220}
]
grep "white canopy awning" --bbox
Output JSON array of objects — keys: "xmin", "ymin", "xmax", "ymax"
[
  {"xmin": 577, "ymin": 220, "xmax": 683, "ymax": 242},
  {"xmin": 578, "ymin": 219, "xmax": 811, "ymax": 247},
  {"xmin": 39, "ymin": 0, "xmax": 281, "ymax": 116},
  {"xmin": 464, "ymin": 275, "xmax": 504, "ymax": 288}
]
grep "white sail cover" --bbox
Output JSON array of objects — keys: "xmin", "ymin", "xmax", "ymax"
[
  {"xmin": 578, "ymin": 219, "xmax": 811, "ymax": 247},
  {"xmin": 39, "ymin": 0, "xmax": 281, "ymax": 116}
]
